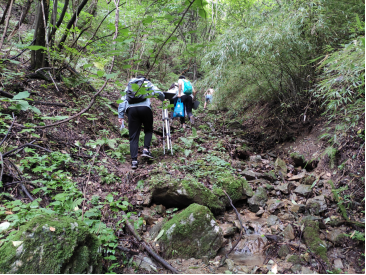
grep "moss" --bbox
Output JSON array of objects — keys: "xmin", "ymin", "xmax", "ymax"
[
  {"xmin": 302, "ymin": 220, "xmax": 328, "ymax": 264},
  {"xmin": 158, "ymin": 203, "xmax": 222, "ymax": 259},
  {"xmin": 0, "ymin": 214, "xmax": 101, "ymax": 274},
  {"xmin": 286, "ymin": 255, "xmax": 303, "ymax": 264}
]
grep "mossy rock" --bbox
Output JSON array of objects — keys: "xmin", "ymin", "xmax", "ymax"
[
  {"xmin": 150, "ymin": 174, "xmax": 225, "ymax": 214},
  {"xmin": 286, "ymin": 254, "xmax": 303, "ymax": 264},
  {"xmin": 0, "ymin": 214, "xmax": 101, "ymax": 274},
  {"xmin": 302, "ymin": 220, "xmax": 328, "ymax": 264},
  {"xmin": 157, "ymin": 203, "xmax": 223, "ymax": 259}
]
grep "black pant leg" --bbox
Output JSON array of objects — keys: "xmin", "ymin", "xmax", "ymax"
[
  {"xmin": 127, "ymin": 107, "xmax": 141, "ymax": 160},
  {"xmin": 139, "ymin": 107, "xmax": 153, "ymax": 149},
  {"xmin": 181, "ymin": 95, "xmax": 193, "ymax": 118}
]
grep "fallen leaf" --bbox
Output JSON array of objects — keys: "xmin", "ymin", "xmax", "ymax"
[{"xmin": 5, "ymin": 211, "xmax": 13, "ymax": 215}]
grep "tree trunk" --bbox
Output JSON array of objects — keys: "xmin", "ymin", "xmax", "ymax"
[
  {"xmin": 48, "ymin": 0, "xmax": 69, "ymax": 45},
  {"xmin": 8, "ymin": 0, "xmax": 33, "ymax": 40},
  {"xmin": 0, "ymin": 0, "xmax": 14, "ymax": 50},
  {"xmin": 57, "ymin": 0, "xmax": 89, "ymax": 51},
  {"xmin": 30, "ymin": 0, "xmax": 49, "ymax": 70},
  {"xmin": 0, "ymin": 0, "xmax": 11, "ymax": 25}
]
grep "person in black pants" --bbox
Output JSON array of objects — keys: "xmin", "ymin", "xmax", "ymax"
[{"xmin": 118, "ymin": 76, "xmax": 164, "ymax": 169}]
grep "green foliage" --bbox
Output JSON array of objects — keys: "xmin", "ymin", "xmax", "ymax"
[{"xmin": 323, "ymin": 146, "xmax": 337, "ymax": 168}]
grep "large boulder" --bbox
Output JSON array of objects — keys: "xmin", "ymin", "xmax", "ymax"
[
  {"xmin": 0, "ymin": 214, "xmax": 101, "ymax": 274},
  {"xmin": 156, "ymin": 204, "xmax": 223, "ymax": 259},
  {"xmin": 150, "ymin": 173, "xmax": 250, "ymax": 214}
]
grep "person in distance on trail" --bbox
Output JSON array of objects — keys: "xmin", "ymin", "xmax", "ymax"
[
  {"xmin": 204, "ymin": 88, "xmax": 215, "ymax": 110},
  {"xmin": 118, "ymin": 75, "xmax": 164, "ymax": 169},
  {"xmin": 174, "ymin": 75, "xmax": 197, "ymax": 129},
  {"xmin": 166, "ymin": 82, "xmax": 179, "ymax": 120}
]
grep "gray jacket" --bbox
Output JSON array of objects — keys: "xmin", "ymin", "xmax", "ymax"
[{"xmin": 118, "ymin": 78, "xmax": 165, "ymax": 119}]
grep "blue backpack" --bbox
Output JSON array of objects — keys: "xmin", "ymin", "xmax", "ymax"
[{"xmin": 182, "ymin": 79, "xmax": 193, "ymax": 95}]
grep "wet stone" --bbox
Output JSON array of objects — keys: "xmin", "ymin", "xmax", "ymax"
[
  {"xmin": 301, "ymin": 266, "xmax": 317, "ymax": 274},
  {"xmin": 240, "ymin": 170, "xmax": 262, "ymax": 180},
  {"xmin": 325, "ymin": 229, "xmax": 347, "ymax": 245},
  {"xmin": 291, "ymin": 264, "xmax": 302, "ymax": 273},
  {"xmin": 248, "ymin": 187, "xmax": 268, "ymax": 212}
]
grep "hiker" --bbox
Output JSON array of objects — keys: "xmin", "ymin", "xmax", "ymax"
[
  {"xmin": 174, "ymin": 75, "xmax": 197, "ymax": 128},
  {"xmin": 204, "ymin": 88, "xmax": 215, "ymax": 109},
  {"xmin": 118, "ymin": 75, "xmax": 164, "ymax": 169},
  {"xmin": 166, "ymin": 82, "xmax": 178, "ymax": 119}
]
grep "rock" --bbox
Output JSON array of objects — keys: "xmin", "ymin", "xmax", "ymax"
[
  {"xmin": 157, "ymin": 203, "xmax": 223, "ymax": 259},
  {"xmin": 290, "ymin": 204, "xmax": 306, "ymax": 213},
  {"xmin": 149, "ymin": 220, "xmax": 165, "ymax": 239},
  {"xmin": 306, "ymin": 195, "xmax": 327, "ymax": 215},
  {"xmin": 266, "ymin": 199, "xmax": 284, "ymax": 213},
  {"xmin": 133, "ymin": 256, "xmax": 157, "ymax": 272},
  {"xmin": 291, "ymin": 264, "xmax": 302, "ymax": 273},
  {"xmin": 301, "ymin": 175, "xmax": 316, "ymax": 185},
  {"xmin": 242, "ymin": 180, "xmax": 254, "ymax": 197},
  {"xmin": 256, "ymin": 210, "xmax": 265, "ymax": 216},
  {"xmin": 301, "ymin": 266, "xmax": 317, "ymax": 274},
  {"xmin": 294, "ymin": 184, "xmax": 312, "ymax": 196},
  {"xmin": 248, "ymin": 187, "xmax": 268, "ymax": 212},
  {"xmin": 150, "ymin": 174, "xmax": 225, "ymax": 214},
  {"xmin": 325, "ymin": 229, "xmax": 347, "ymax": 245},
  {"xmin": 0, "ymin": 222, "xmax": 10, "ymax": 233},
  {"xmin": 155, "ymin": 204, "xmax": 166, "ymax": 214},
  {"xmin": 225, "ymin": 259, "xmax": 235, "ymax": 271},
  {"xmin": 261, "ymin": 171, "xmax": 277, "ymax": 182},
  {"xmin": 302, "ymin": 219, "xmax": 328, "ymax": 264},
  {"xmin": 141, "ymin": 208, "xmax": 158, "ymax": 225},
  {"xmin": 286, "ymin": 254, "xmax": 302, "ymax": 264},
  {"xmin": 0, "ymin": 214, "xmax": 101, "ymax": 274},
  {"xmin": 278, "ymin": 245, "xmax": 291, "ymax": 259},
  {"xmin": 249, "ymin": 155, "xmax": 262, "ymax": 162},
  {"xmin": 267, "ymin": 215, "xmax": 278, "ymax": 226},
  {"xmin": 219, "ymin": 224, "xmax": 237, "ymax": 237},
  {"xmin": 240, "ymin": 170, "xmax": 262, "ymax": 180},
  {"xmin": 278, "ymin": 213, "xmax": 295, "ymax": 221},
  {"xmin": 275, "ymin": 158, "xmax": 287, "ymax": 174},
  {"xmin": 283, "ymin": 224, "xmax": 295, "ymax": 240},
  {"xmin": 288, "ymin": 170, "xmax": 306, "ymax": 181},
  {"xmin": 275, "ymin": 183, "xmax": 289, "ymax": 194},
  {"xmin": 334, "ymin": 258, "xmax": 344, "ymax": 269}
]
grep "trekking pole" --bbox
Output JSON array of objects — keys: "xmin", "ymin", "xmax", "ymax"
[{"xmin": 162, "ymin": 106, "xmax": 165, "ymax": 155}]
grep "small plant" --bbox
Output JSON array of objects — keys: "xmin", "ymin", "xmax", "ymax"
[{"xmin": 323, "ymin": 146, "xmax": 337, "ymax": 168}]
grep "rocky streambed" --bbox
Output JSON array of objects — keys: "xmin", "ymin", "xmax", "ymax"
[{"xmin": 124, "ymin": 151, "xmax": 365, "ymax": 274}]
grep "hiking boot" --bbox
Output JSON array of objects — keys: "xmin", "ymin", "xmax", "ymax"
[
  {"xmin": 141, "ymin": 149, "xmax": 153, "ymax": 159},
  {"xmin": 131, "ymin": 160, "xmax": 138, "ymax": 169},
  {"xmin": 190, "ymin": 116, "xmax": 195, "ymax": 125}
]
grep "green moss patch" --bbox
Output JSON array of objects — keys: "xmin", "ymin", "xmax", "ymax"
[
  {"xmin": 302, "ymin": 220, "xmax": 328, "ymax": 264},
  {"xmin": 0, "ymin": 214, "xmax": 101, "ymax": 274}
]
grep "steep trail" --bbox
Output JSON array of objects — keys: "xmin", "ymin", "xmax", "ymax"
[{"xmin": 115, "ymin": 98, "xmax": 365, "ymax": 274}]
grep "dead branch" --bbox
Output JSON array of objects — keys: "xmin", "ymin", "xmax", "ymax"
[
  {"xmin": 0, "ymin": 113, "xmax": 15, "ymax": 147},
  {"xmin": 0, "ymin": 0, "xmax": 14, "ymax": 50},
  {"xmin": 0, "ymin": 153, "xmax": 4, "ymax": 185},
  {"xmin": 223, "ymin": 190, "xmax": 246, "ymax": 256},
  {"xmin": 116, "ymin": 245, "xmax": 139, "ymax": 255},
  {"xmin": 3, "ymin": 143, "xmax": 52, "ymax": 158},
  {"xmin": 121, "ymin": 210, "xmax": 179, "ymax": 274},
  {"xmin": 7, "ymin": 160, "xmax": 34, "ymax": 201}
]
